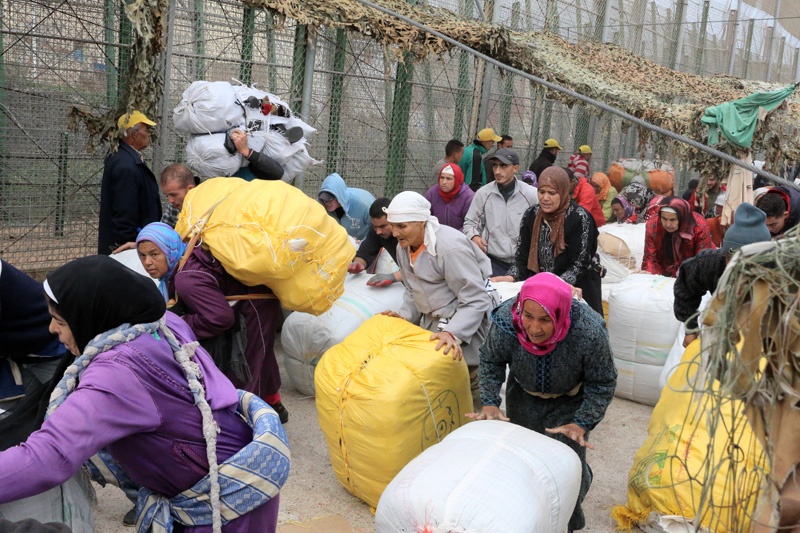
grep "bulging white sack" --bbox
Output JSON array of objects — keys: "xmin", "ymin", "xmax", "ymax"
[
  {"xmin": 281, "ymin": 274, "xmax": 405, "ymax": 396},
  {"xmin": 375, "ymin": 420, "xmax": 581, "ymax": 533},
  {"xmin": 186, "ymin": 133, "xmax": 242, "ymax": 178},
  {"xmin": 173, "ymin": 81, "xmax": 243, "ymax": 134}
]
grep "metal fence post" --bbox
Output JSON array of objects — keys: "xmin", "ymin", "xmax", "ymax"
[
  {"xmin": 766, "ymin": 0, "xmax": 781, "ymax": 82},
  {"xmin": 153, "ymin": 0, "xmax": 176, "ymax": 176},
  {"xmin": 55, "ymin": 133, "xmax": 68, "ymax": 237},
  {"xmin": 726, "ymin": 2, "xmax": 741, "ymax": 76},
  {"xmin": 104, "ymin": 0, "xmax": 118, "ymax": 106},
  {"xmin": 476, "ymin": 0, "xmax": 496, "ymax": 130},
  {"xmin": 0, "ymin": 0, "xmax": 5, "ymax": 221},
  {"xmin": 742, "ymin": 18, "xmax": 754, "ymax": 79},
  {"xmin": 499, "ymin": 2, "xmax": 519, "ymax": 136},
  {"xmin": 668, "ymin": 0, "xmax": 687, "ymax": 70},
  {"xmin": 193, "ymin": 0, "xmax": 205, "ymax": 79},
  {"xmin": 694, "ymin": 0, "xmax": 709, "ymax": 74},
  {"xmin": 240, "ymin": 7, "xmax": 256, "ymax": 86},
  {"xmin": 386, "ymin": 55, "xmax": 414, "ymax": 196},
  {"xmin": 266, "ymin": 12, "xmax": 278, "ymax": 92},
  {"xmin": 118, "ymin": 0, "xmax": 132, "ymax": 100},
  {"xmin": 422, "ymin": 62, "xmax": 437, "ymax": 151},
  {"xmin": 775, "ymin": 36, "xmax": 786, "ymax": 82},
  {"xmin": 453, "ymin": 0, "xmax": 473, "ymax": 140},
  {"xmin": 297, "ymin": 32, "xmax": 316, "ymax": 191},
  {"xmin": 326, "ymin": 28, "xmax": 347, "ymax": 176},
  {"xmin": 289, "ymin": 25, "xmax": 308, "ymax": 110}
]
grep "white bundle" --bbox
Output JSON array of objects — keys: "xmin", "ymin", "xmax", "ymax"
[
  {"xmin": 375, "ymin": 420, "xmax": 581, "ymax": 533},
  {"xmin": 248, "ymin": 129, "xmax": 320, "ymax": 184},
  {"xmin": 186, "ymin": 133, "xmax": 242, "ymax": 178},
  {"xmin": 173, "ymin": 81, "xmax": 244, "ymax": 134},
  {"xmin": 281, "ymin": 274, "xmax": 405, "ymax": 396}
]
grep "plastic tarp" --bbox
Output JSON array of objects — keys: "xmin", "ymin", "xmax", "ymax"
[
  {"xmin": 315, "ymin": 315, "xmax": 473, "ymax": 508},
  {"xmin": 375, "ymin": 420, "xmax": 581, "ymax": 533}
]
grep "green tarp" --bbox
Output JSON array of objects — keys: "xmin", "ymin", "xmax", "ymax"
[{"xmin": 702, "ymin": 84, "xmax": 797, "ymax": 149}]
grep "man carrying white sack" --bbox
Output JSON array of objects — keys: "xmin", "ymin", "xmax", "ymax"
[{"xmin": 381, "ymin": 192, "xmax": 493, "ymax": 412}]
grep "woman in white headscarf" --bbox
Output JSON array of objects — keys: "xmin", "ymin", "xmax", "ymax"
[{"xmin": 381, "ymin": 191, "xmax": 494, "ymax": 412}]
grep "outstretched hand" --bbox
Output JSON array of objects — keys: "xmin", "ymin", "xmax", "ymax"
[
  {"xmin": 430, "ymin": 332, "xmax": 462, "ymax": 360},
  {"xmin": 545, "ymin": 423, "xmax": 594, "ymax": 449}
]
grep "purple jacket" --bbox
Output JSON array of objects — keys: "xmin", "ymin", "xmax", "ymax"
[
  {"xmin": 171, "ymin": 246, "xmax": 282, "ymax": 399},
  {"xmin": 424, "ymin": 184, "xmax": 475, "ymax": 231},
  {"xmin": 0, "ymin": 313, "xmax": 277, "ymax": 531}
]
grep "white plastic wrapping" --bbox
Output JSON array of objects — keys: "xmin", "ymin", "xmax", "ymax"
[
  {"xmin": 172, "ymin": 81, "xmax": 244, "ymax": 134},
  {"xmin": 608, "ymin": 273, "xmax": 680, "ymax": 405},
  {"xmin": 281, "ymin": 274, "xmax": 405, "ymax": 396},
  {"xmin": 109, "ymin": 249, "xmax": 159, "ymax": 285},
  {"xmin": 375, "ymin": 420, "xmax": 581, "ymax": 533},
  {"xmin": 185, "ymin": 133, "xmax": 243, "ymax": 178}
]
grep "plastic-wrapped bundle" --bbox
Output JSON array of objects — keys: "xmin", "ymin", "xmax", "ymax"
[
  {"xmin": 315, "ymin": 315, "xmax": 473, "ymax": 508},
  {"xmin": 251, "ymin": 129, "xmax": 321, "ymax": 184},
  {"xmin": 175, "ymin": 177, "xmax": 355, "ymax": 314},
  {"xmin": 232, "ymin": 85, "xmax": 317, "ymax": 138},
  {"xmin": 608, "ymin": 273, "xmax": 681, "ymax": 405},
  {"xmin": 172, "ymin": 81, "xmax": 244, "ymax": 134},
  {"xmin": 606, "ymin": 158, "xmax": 675, "ymax": 195},
  {"xmin": 185, "ymin": 133, "xmax": 242, "ymax": 178},
  {"xmin": 281, "ymin": 274, "xmax": 405, "ymax": 396},
  {"xmin": 375, "ymin": 420, "xmax": 581, "ymax": 533},
  {"xmin": 109, "ymin": 249, "xmax": 158, "ymax": 286}
]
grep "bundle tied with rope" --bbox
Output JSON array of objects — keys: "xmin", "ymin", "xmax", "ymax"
[
  {"xmin": 174, "ymin": 177, "xmax": 356, "ymax": 315},
  {"xmin": 694, "ymin": 229, "xmax": 800, "ymax": 532}
]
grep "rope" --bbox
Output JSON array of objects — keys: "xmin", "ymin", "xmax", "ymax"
[{"xmin": 354, "ymin": 0, "xmax": 800, "ymax": 194}]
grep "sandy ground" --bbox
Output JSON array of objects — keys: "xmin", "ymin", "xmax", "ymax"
[{"xmin": 92, "ymin": 337, "xmax": 654, "ymax": 532}]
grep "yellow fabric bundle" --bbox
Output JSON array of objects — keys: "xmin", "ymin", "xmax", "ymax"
[
  {"xmin": 315, "ymin": 315, "xmax": 472, "ymax": 509},
  {"xmin": 612, "ymin": 340, "xmax": 767, "ymax": 532},
  {"xmin": 175, "ymin": 177, "xmax": 355, "ymax": 315}
]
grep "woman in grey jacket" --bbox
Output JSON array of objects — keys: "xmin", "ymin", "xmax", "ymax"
[{"xmin": 381, "ymin": 191, "xmax": 493, "ymax": 411}]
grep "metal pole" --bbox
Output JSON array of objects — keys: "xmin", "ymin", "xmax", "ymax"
[
  {"xmin": 386, "ymin": 55, "xmax": 414, "ymax": 196},
  {"xmin": 55, "ymin": 133, "xmax": 68, "ymax": 237},
  {"xmin": 153, "ymin": 0, "xmax": 177, "ymax": 177},
  {"xmin": 240, "ymin": 7, "xmax": 255, "ymax": 86},
  {"xmin": 669, "ymin": 0, "xmax": 687, "ymax": 70},
  {"xmin": 775, "ymin": 36, "xmax": 786, "ymax": 82},
  {"xmin": 694, "ymin": 0, "xmax": 709, "ymax": 75},
  {"xmin": 477, "ymin": 0, "xmax": 496, "ymax": 129},
  {"xmin": 326, "ymin": 28, "xmax": 347, "ymax": 176},
  {"xmin": 118, "ymin": 0, "xmax": 132, "ymax": 100},
  {"xmin": 453, "ymin": 0, "xmax": 473, "ymax": 139},
  {"xmin": 299, "ymin": 33, "xmax": 317, "ymax": 121},
  {"xmin": 193, "ymin": 0, "xmax": 205, "ymax": 79},
  {"xmin": 499, "ymin": 2, "xmax": 520, "ymax": 135},
  {"xmin": 765, "ymin": 0, "xmax": 781, "ymax": 82},
  {"xmin": 289, "ymin": 25, "xmax": 308, "ymax": 110},
  {"xmin": 727, "ymin": 2, "xmax": 742, "ymax": 76},
  {"xmin": 265, "ymin": 12, "xmax": 277, "ymax": 92},
  {"xmin": 742, "ymin": 18, "xmax": 754, "ymax": 79},
  {"xmin": 794, "ymin": 47, "xmax": 800, "ymax": 82},
  {"xmin": 104, "ymin": 0, "xmax": 117, "ymax": 106}
]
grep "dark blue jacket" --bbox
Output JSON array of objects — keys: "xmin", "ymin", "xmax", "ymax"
[{"xmin": 98, "ymin": 142, "xmax": 162, "ymax": 254}]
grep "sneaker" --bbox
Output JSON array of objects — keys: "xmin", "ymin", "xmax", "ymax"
[
  {"xmin": 122, "ymin": 507, "xmax": 136, "ymax": 527},
  {"xmin": 270, "ymin": 401, "xmax": 289, "ymax": 424}
]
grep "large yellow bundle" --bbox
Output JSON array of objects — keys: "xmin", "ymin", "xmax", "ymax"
[
  {"xmin": 612, "ymin": 340, "xmax": 766, "ymax": 532},
  {"xmin": 315, "ymin": 314, "xmax": 472, "ymax": 509},
  {"xmin": 175, "ymin": 177, "xmax": 355, "ymax": 315}
]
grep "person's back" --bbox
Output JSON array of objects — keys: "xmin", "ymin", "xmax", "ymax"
[{"xmin": 572, "ymin": 178, "xmax": 605, "ymax": 228}]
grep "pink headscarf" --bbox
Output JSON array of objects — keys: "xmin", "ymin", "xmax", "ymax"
[{"xmin": 511, "ymin": 273, "xmax": 572, "ymax": 356}]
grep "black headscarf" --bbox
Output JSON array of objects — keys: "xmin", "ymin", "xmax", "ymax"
[{"xmin": 45, "ymin": 255, "xmax": 166, "ymax": 353}]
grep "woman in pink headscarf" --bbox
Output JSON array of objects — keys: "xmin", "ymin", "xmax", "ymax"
[{"xmin": 468, "ymin": 273, "xmax": 617, "ymax": 532}]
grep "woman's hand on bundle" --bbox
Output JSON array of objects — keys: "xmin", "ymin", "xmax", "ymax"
[
  {"xmin": 545, "ymin": 423, "xmax": 595, "ymax": 449},
  {"xmin": 465, "ymin": 406, "xmax": 510, "ymax": 421}
]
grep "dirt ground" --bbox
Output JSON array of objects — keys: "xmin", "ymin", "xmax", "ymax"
[{"xmin": 93, "ymin": 337, "xmax": 654, "ymax": 533}]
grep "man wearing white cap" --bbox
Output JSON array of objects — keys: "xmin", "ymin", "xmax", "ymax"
[
  {"xmin": 382, "ymin": 191, "xmax": 493, "ymax": 411},
  {"xmin": 98, "ymin": 110, "xmax": 161, "ymax": 254}
]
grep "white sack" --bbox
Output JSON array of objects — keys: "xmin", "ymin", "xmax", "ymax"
[
  {"xmin": 375, "ymin": 420, "xmax": 581, "ymax": 533},
  {"xmin": 186, "ymin": 133, "xmax": 243, "ymax": 178},
  {"xmin": 110, "ymin": 249, "xmax": 159, "ymax": 285},
  {"xmin": 173, "ymin": 81, "xmax": 243, "ymax": 134},
  {"xmin": 281, "ymin": 274, "xmax": 405, "ymax": 396}
]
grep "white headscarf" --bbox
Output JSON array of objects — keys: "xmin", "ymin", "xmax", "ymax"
[{"xmin": 383, "ymin": 191, "xmax": 441, "ymax": 256}]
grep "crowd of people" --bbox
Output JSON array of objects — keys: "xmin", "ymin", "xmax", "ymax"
[{"xmin": 0, "ymin": 111, "xmax": 796, "ymax": 533}]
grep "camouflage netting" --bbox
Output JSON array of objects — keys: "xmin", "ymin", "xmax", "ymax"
[{"xmin": 72, "ymin": 0, "xmax": 800, "ymax": 175}]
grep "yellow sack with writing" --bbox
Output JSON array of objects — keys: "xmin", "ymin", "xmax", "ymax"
[
  {"xmin": 611, "ymin": 340, "xmax": 767, "ymax": 532},
  {"xmin": 175, "ymin": 177, "xmax": 355, "ymax": 315},
  {"xmin": 315, "ymin": 314, "xmax": 472, "ymax": 509}
]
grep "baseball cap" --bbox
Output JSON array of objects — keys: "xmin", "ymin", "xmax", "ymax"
[
  {"xmin": 578, "ymin": 145, "xmax": 592, "ymax": 155},
  {"xmin": 117, "ymin": 110, "xmax": 156, "ymax": 130},
  {"xmin": 488, "ymin": 148, "xmax": 520, "ymax": 166},
  {"xmin": 477, "ymin": 128, "xmax": 502, "ymax": 142},
  {"xmin": 543, "ymin": 138, "xmax": 563, "ymax": 150},
  {"xmin": 318, "ymin": 191, "xmax": 336, "ymax": 202}
]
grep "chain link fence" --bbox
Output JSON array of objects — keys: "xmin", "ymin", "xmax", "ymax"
[{"xmin": 1, "ymin": 0, "xmax": 797, "ymax": 273}]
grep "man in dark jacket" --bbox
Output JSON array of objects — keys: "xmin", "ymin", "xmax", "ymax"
[
  {"xmin": 673, "ymin": 202, "xmax": 771, "ymax": 347},
  {"xmin": 528, "ymin": 138, "xmax": 562, "ymax": 180},
  {"xmin": 347, "ymin": 198, "xmax": 401, "ymax": 287},
  {"xmin": 460, "ymin": 128, "xmax": 501, "ymax": 192},
  {"xmin": 97, "ymin": 110, "xmax": 162, "ymax": 254}
]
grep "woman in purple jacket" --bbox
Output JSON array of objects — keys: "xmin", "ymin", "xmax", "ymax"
[
  {"xmin": 425, "ymin": 163, "xmax": 475, "ymax": 231},
  {"xmin": 0, "ymin": 255, "xmax": 289, "ymax": 532}
]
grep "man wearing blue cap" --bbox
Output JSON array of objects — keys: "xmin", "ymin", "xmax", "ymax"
[{"xmin": 673, "ymin": 202, "xmax": 772, "ymax": 347}]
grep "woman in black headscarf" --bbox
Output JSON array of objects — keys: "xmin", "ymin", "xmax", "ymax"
[{"xmin": 0, "ymin": 256, "xmax": 287, "ymax": 532}]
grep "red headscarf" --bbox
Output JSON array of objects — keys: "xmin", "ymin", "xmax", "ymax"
[
  {"xmin": 437, "ymin": 164, "xmax": 464, "ymax": 203},
  {"xmin": 658, "ymin": 196, "xmax": 696, "ymax": 273},
  {"xmin": 511, "ymin": 273, "xmax": 573, "ymax": 356}
]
